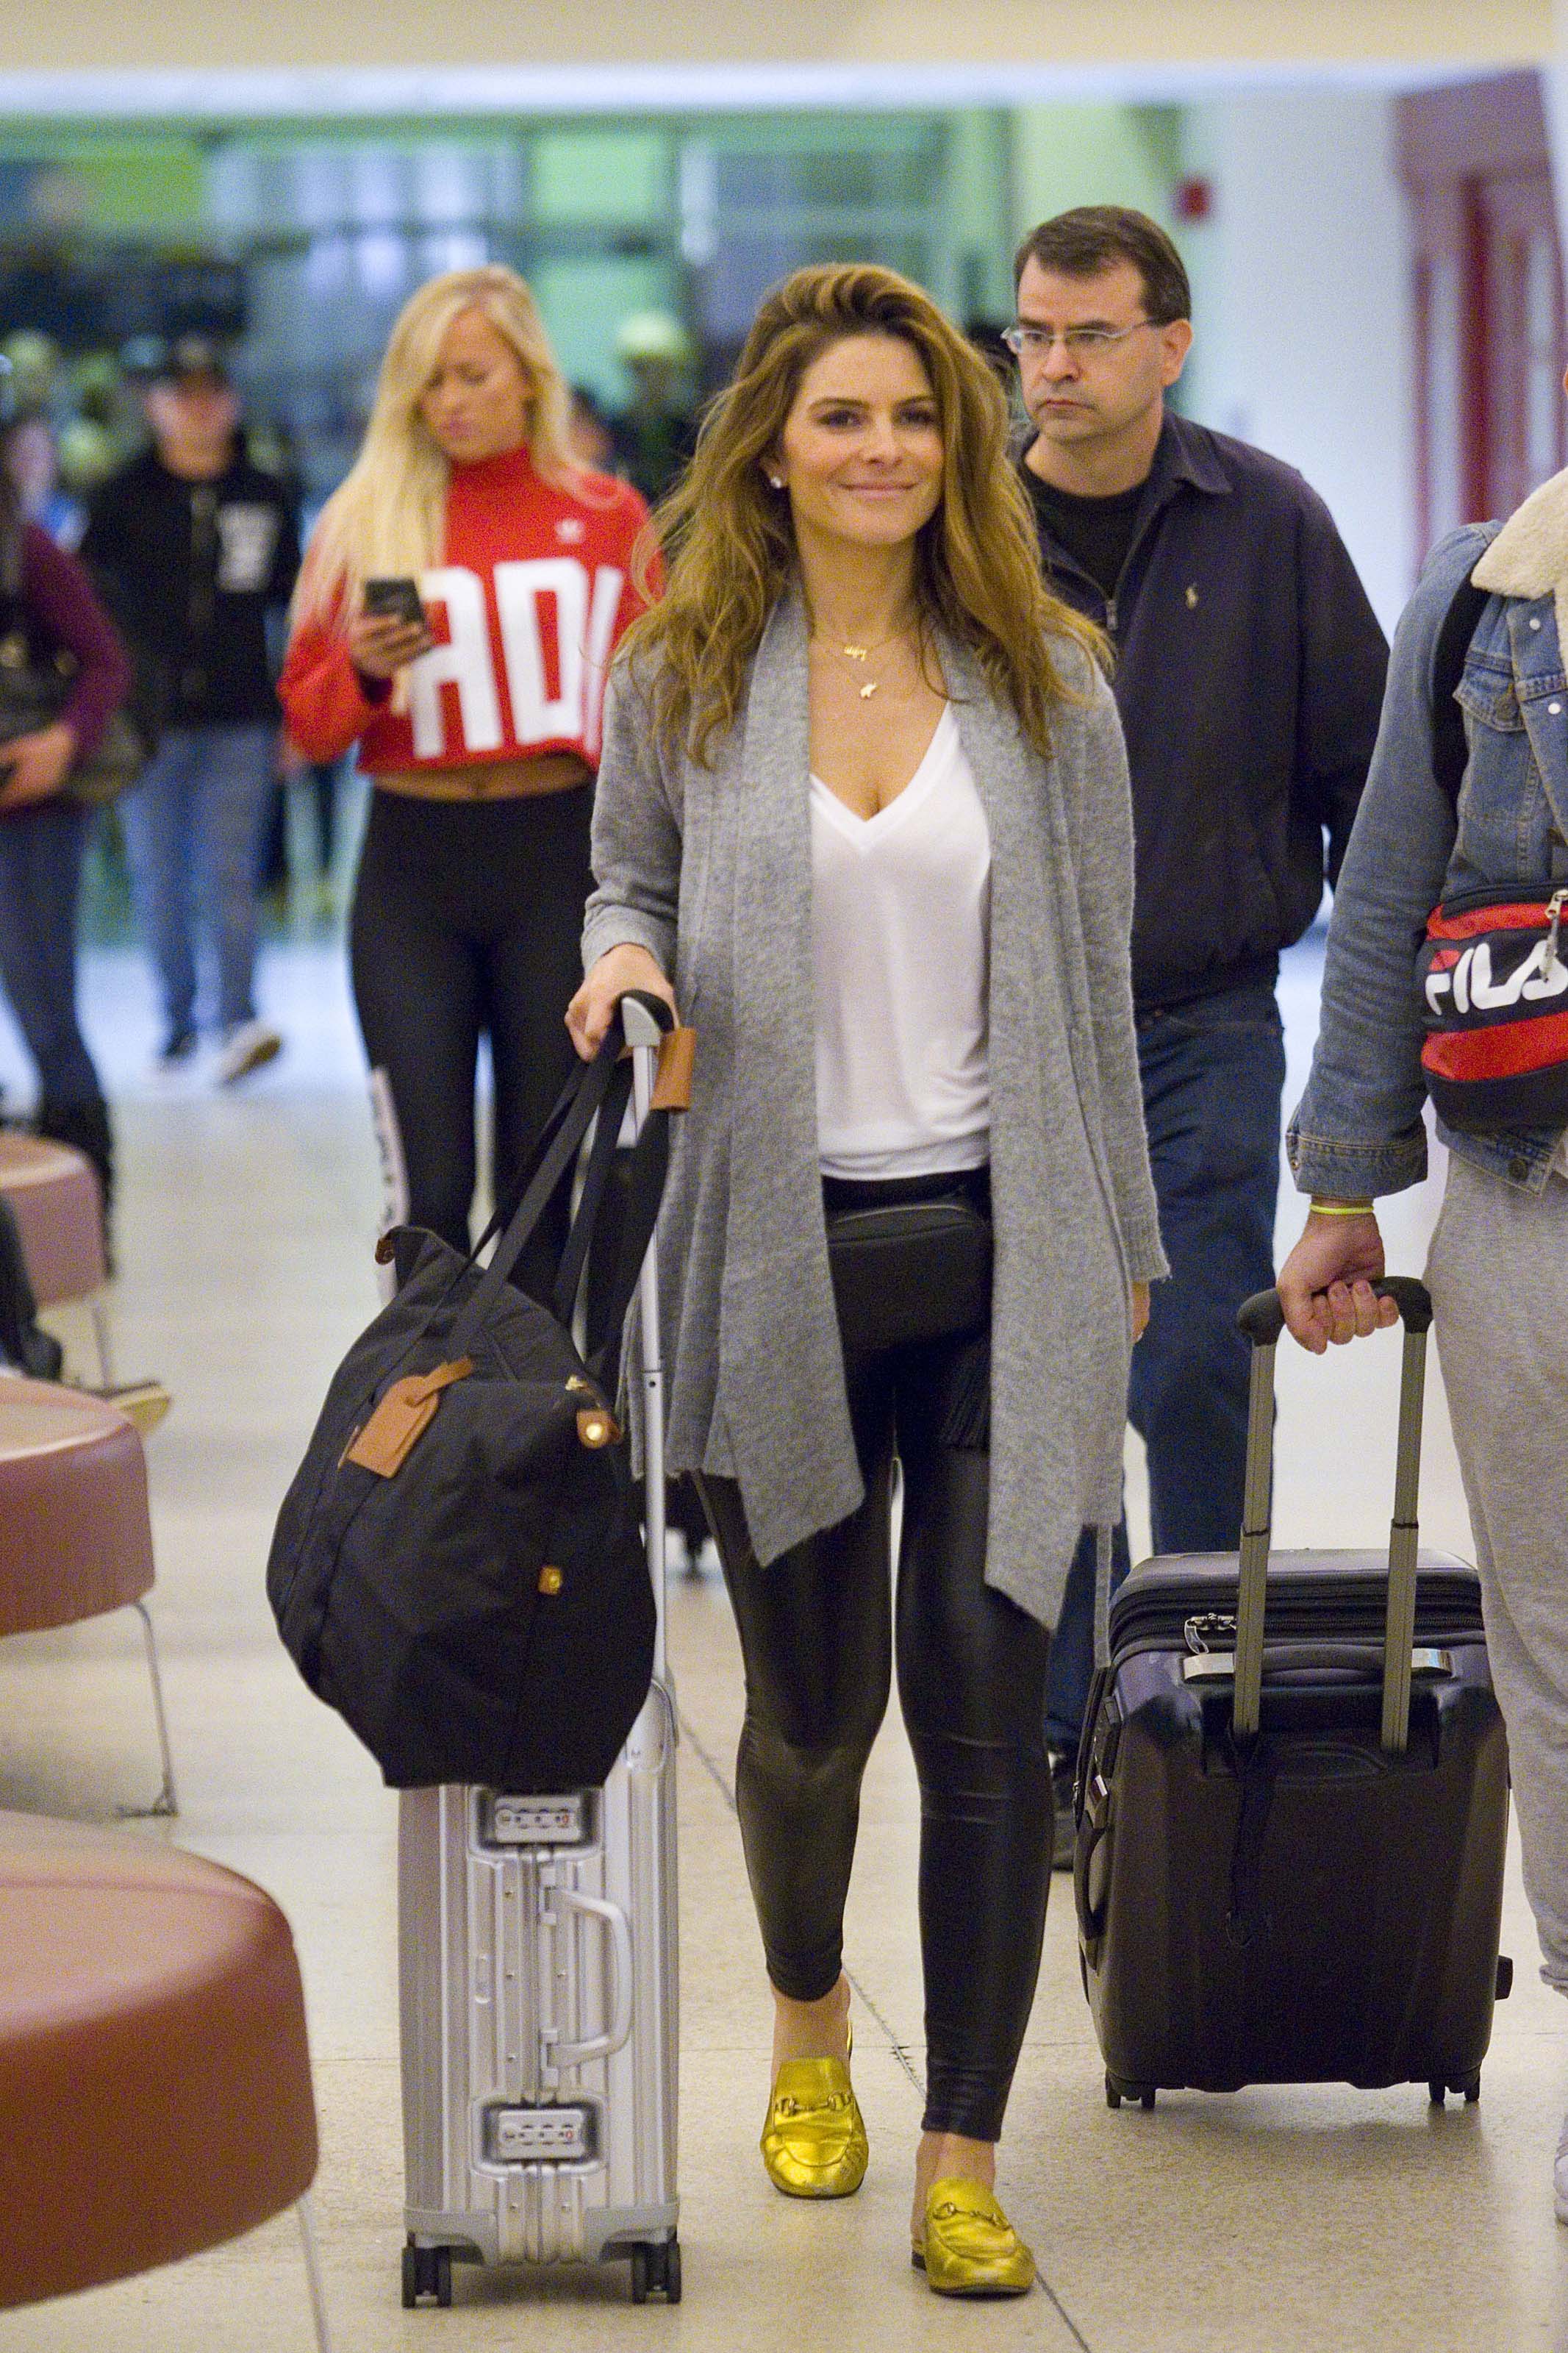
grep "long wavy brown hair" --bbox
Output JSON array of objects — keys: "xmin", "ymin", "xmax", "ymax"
[{"xmin": 622, "ymin": 263, "xmax": 1103, "ymax": 765}]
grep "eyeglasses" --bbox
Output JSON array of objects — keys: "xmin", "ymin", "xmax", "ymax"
[{"xmin": 1001, "ymin": 319, "xmax": 1159, "ymax": 361}]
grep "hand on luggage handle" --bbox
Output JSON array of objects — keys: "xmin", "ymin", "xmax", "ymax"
[
  {"xmin": 1236, "ymin": 1279, "xmax": 1432, "ymax": 1349},
  {"xmin": 549, "ymin": 1889, "xmax": 636, "ymax": 2071}
]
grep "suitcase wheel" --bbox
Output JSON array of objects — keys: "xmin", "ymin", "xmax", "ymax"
[
  {"xmin": 402, "ymin": 2240, "xmax": 453, "ymax": 2309},
  {"xmin": 628, "ymin": 2239, "xmax": 681, "ymax": 2304},
  {"xmin": 1106, "ymin": 2072, "xmax": 1156, "ymax": 2112},
  {"xmin": 1428, "ymin": 2074, "xmax": 1482, "ymax": 2107}
]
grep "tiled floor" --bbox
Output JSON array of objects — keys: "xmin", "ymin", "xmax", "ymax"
[{"xmin": 0, "ymin": 932, "xmax": 1564, "ymax": 2352}]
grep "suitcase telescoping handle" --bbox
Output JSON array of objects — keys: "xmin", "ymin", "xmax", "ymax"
[
  {"xmin": 622, "ymin": 990, "xmax": 677, "ymax": 1683},
  {"xmin": 1233, "ymin": 1279, "xmax": 1433, "ymax": 1754}
]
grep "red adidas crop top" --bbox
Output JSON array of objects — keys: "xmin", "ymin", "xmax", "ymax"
[{"xmin": 279, "ymin": 444, "xmax": 651, "ymax": 776}]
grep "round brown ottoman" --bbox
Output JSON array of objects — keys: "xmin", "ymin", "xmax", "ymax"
[
  {"xmin": 0, "ymin": 1379, "xmax": 152, "ymax": 1637},
  {"xmin": 0, "ymin": 1379, "xmax": 174, "ymax": 1815},
  {"xmin": 0, "ymin": 1810, "xmax": 320, "ymax": 2309},
  {"xmin": 0, "ymin": 1134, "xmax": 106, "ymax": 1309}
]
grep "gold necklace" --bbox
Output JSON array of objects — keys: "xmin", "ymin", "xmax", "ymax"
[{"xmin": 813, "ymin": 626, "xmax": 913, "ymax": 701}]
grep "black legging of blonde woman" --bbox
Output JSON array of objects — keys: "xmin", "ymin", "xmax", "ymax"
[
  {"xmin": 695, "ymin": 1254, "xmax": 1053, "ymax": 2141},
  {"xmin": 350, "ymin": 784, "xmax": 593, "ymax": 1296}
]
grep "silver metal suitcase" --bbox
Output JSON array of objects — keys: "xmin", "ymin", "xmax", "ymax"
[{"xmin": 398, "ymin": 996, "xmax": 681, "ymax": 2308}]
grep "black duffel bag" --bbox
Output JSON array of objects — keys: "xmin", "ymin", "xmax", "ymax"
[{"xmin": 266, "ymin": 1004, "xmax": 683, "ymax": 1790}]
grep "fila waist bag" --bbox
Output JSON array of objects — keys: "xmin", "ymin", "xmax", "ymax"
[{"xmin": 1417, "ymin": 885, "xmax": 1568, "ymax": 1132}]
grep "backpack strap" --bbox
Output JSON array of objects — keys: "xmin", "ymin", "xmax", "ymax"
[{"xmin": 1431, "ymin": 574, "xmax": 1491, "ymax": 813}]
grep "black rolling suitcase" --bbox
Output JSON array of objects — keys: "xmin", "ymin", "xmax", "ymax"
[{"xmin": 1075, "ymin": 1278, "xmax": 1513, "ymax": 2110}]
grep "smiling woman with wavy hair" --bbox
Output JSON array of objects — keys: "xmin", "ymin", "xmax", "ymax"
[
  {"xmin": 626, "ymin": 263, "xmax": 1100, "ymax": 762},
  {"xmin": 570, "ymin": 260, "xmax": 1162, "ymax": 2300}
]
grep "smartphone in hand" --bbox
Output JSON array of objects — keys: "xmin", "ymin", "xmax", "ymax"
[{"xmin": 362, "ymin": 576, "xmax": 428, "ymax": 629}]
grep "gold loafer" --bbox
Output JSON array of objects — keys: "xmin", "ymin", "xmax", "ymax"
[
  {"xmin": 759, "ymin": 2050, "xmax": 868, "ymax": 2198},
  {"xmin": 912, "ymin": 2177, "xmax": 1036, "ymax": 2297}
]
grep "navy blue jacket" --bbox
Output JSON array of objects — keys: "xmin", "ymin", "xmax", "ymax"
[{"xmin": 1025, "ymin": 411, "xmax": 1389, "ymax": 1011}]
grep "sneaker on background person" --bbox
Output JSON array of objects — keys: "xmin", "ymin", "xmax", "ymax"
[
  {"xmin": 154, "ymin": 1024, "xmax": 198, "ymax": 1072},
  {"xmin": 214, "ymin": 1018, "xmax": 282, "ymax": 1086},
  {"xmin": 88, "ymin": 1378, "xmax": 172, "ymax": 1438}
]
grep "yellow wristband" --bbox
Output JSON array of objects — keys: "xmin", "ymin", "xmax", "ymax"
[{"xmin": 1310, "ymin": 1199, "xmax": 1375, "ymax": 1218}]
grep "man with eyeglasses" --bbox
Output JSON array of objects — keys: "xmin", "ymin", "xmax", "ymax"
[{"xmin": 1009, "ymin": 207, "xmax": 1389, "ymax": 1860}]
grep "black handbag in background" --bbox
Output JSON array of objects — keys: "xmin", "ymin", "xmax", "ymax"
[
  {"xmin": 0, "ymin": 599, "xmax": 146, "ymax": 807},
  {"xmin": 266, "ymin": 1010, "xmax": 688, "ymax": 1791}
]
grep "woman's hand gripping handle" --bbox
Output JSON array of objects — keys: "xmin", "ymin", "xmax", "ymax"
[{"xmin": 567, "ymin": 944, "xmax": 679, "ymax": 1062}]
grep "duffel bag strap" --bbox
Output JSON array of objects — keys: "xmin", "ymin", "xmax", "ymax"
[
  {"xmin": 548, "ymin": 1056, "xmax": 640, "ymax": 1327},
  {"xmin": 448, "ymin": 1035, "xmax": 629, "ymax": 1357},
  {"xmin": 464, "ymin": 1032, "xmax": 620, "ymax": 1268},
  {"xmin": 556, "ymin": 998, "xmax": 683, "ymax": 1394}
]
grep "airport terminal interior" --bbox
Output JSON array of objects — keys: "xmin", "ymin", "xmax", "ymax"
[
  {"xmin": 1, "ymin": 3, "xmax": 1567, "ymax": 2346},
  {"xmin": 0, "ymin": 943, "xmax": 1557, "ymax": 2352}
]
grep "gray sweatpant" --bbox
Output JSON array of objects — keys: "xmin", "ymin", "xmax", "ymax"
[{"xmin": 1426, "ymin": 1152, "xmax": 1568, "ymax": 1988}]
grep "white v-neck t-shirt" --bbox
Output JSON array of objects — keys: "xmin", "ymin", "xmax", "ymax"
[{"xmin": 809, "ymin": 703, "xmax": 992, "ymax": 1179}]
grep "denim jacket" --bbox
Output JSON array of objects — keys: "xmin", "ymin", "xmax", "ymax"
[{"xmin": 1289, "ymin": 476, "xmax": 1568, "ymax": 1201}]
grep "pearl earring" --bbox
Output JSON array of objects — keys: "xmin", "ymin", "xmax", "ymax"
[{"xmin": 768, "ymin": 474, "xmax": 784, "ymax": 489}]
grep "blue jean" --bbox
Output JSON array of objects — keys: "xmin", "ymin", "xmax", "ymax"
[
  {"xmin": 0, "ymin": 796, "xmax": 103, "ymax": 1110},
  {"xmin": 123, "ymin": 722, "xmax": 276, "ymax": 1033},
  {"xmin": 1043, "ymin": 979, "xmax": 1286, "ymax": 1753}
]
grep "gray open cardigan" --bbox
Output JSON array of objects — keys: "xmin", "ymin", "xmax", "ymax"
[{"xmin": 581, "ymin": 591, "xmax": 1166, "ymax": 1629}]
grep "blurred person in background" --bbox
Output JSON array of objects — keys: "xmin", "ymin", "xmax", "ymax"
[
  {"xmin": 566, "ymin": 383, "xmax": 617, "ymax": 472},
  {"xmin": 0, "ymin": 357, "xmax": 131, "ymax": 1224},
  {"xmin": 81, "ymin": 336, "xmax": 299, "ymax": 1082},
  {"xmin": 59, "ymin": 352, "xmax": 135, "ymax": 502},
  {"xmin": 1006, "ymin": 206, "xmax": 1388, "ymax": 1854},
  {"xmin": 0, "ymin": 332, "xmax": 60, "ymax": 423},
  {"xmin": 279, "ymin": 265, "xmax": 650, "ymax": 1294},
  {"xmin": 3, "ymin": 410, "xmax": 83, "ymax": 546},
  {"xmin": 609, "ymin": 309, "xmax": 701, "ymax": 504}
]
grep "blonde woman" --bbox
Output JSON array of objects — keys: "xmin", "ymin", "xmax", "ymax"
[
  {"xmin": 568, "ymin": 265, "xmax": 1164, "ymax": 2296},
  {"xmin": 282, "ymin": 267, "xmax": 650, "ymax": 1285}
]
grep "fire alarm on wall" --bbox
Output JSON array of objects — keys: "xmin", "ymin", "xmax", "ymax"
[{"xmin": 1174, "ymin": 176, "xmax": 1214, "ymax": 223}]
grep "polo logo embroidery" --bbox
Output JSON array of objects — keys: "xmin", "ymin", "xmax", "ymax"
[
  {"xmin": 556, "ymin": 516, "xmax": 587, "ymax": 544},
  {"xmin": 405, "ymin": 560, "xmax": 626, "ymax": 760},
  {"xmin": 1185, "ymin": 584, "xmax": 1200, "ymax": 609}
]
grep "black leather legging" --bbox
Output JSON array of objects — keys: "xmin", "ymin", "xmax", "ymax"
[{"xmin": 697, "ymin": 1312, "xmax": 1053, "ymax": 2143}]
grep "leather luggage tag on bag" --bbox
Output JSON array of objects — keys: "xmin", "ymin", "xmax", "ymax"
[
  {"xmin": 650, "ymin": 1025, "xmax": 696, "ymax": 1112},
  {"xmin": 343, "ymin": 1359, "xmax": 474, "ymax": 1478}
]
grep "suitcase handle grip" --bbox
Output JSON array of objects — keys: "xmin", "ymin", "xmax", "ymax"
[
  {"xmin": 1233, "ymin": 1277, "xmax": 1432, "ymax": 1752},
  {"xmin": 551, "ymin": 1890, "xmax": 635, "ymax": 2070},
  {"xmin": 620, "ymin": 989, "xmax": 676, "ymax": 1046},
  {"xmin": 1236, "ymin": 1278, "xmax": 1433, "ymax": 1349}
]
